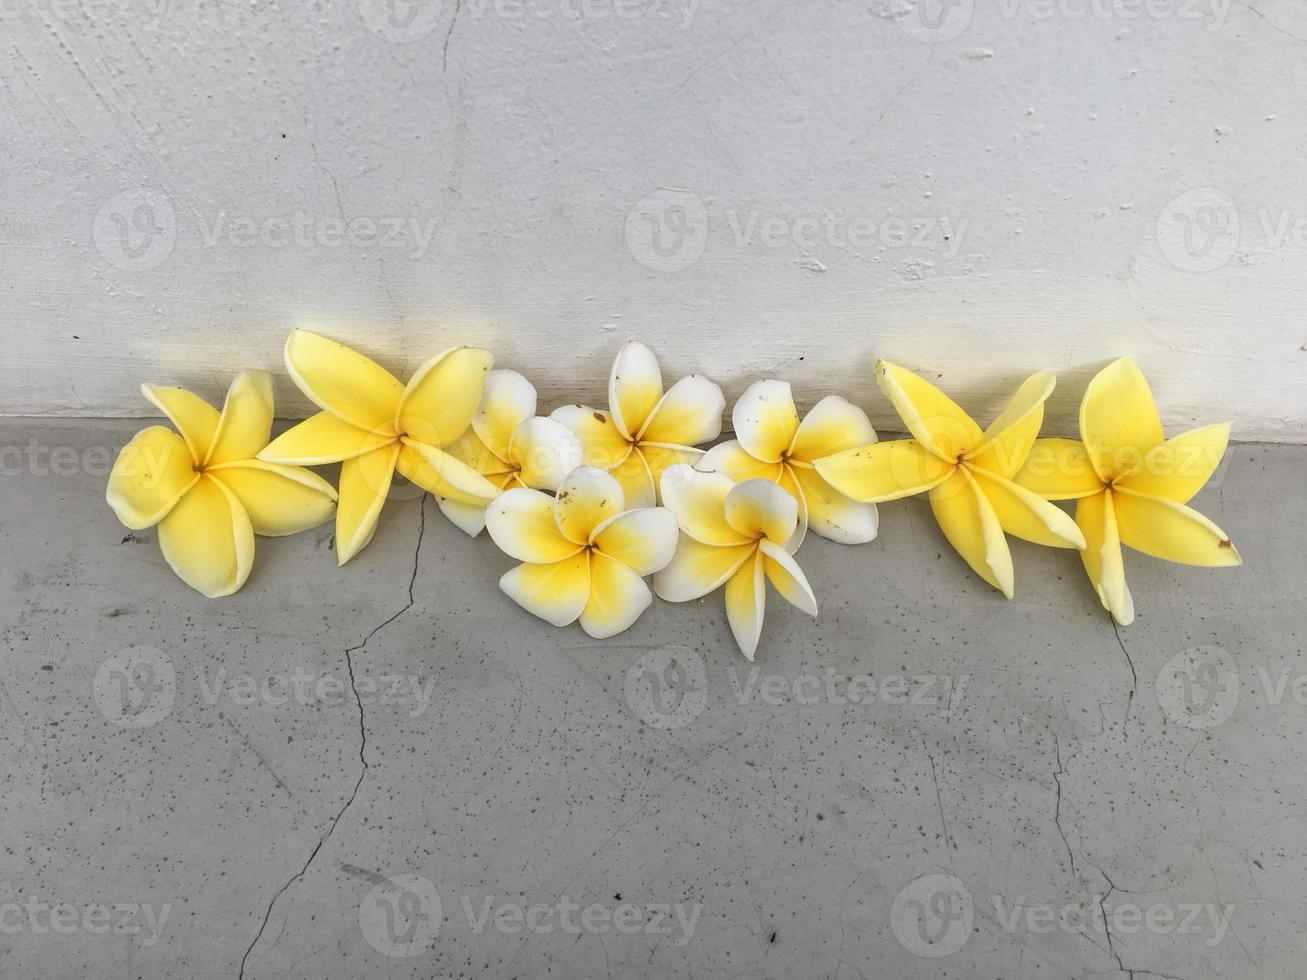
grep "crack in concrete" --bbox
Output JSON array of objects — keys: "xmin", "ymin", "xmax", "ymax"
[
  {"xmin": 237, "ymin": 497, "xmax": 429, "ymax": 979},
  {"xmin": 1052, "ymin": 739, "xmax": 1077, "ymax": 875},
  {"xmin": 1112, "ymin": 620, "xmax": 1139, "ymax": 723}
]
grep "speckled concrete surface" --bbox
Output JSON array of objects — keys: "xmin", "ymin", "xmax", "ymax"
[{"xmin": 1, "ymin": 418, "xmax": 1302, "ymax": 979}]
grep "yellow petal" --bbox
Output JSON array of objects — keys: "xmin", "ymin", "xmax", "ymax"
[
  {"xmin": 777, "ymin": 463, "xmax": 807, "ymax": 552},
  {"xmin": 653, "ymin": 535, "xmax": 755, "ymax": 601},
  {"xmin": 724, "ymin": 478, "xmax": 798, "ymax": 547},
  {"xmin": 928, "ymin": 468, "xmax": 1014, "ymax": 598},
  {"xmin": 499, "ymin": 552, "xmax": 591, "ymax": 628},
  {"xmin": 637, "ymin": 375, "xmax": 725, "ymax": 446},
  {"xmin": 1111, "ymin": 486, "xmax": 1241, "ymax": 567},
  {"xmin": 206, "ymin": 370, "xmax": 274, "ymax": 466},
  {"xmin": 758, "ymin": 539, "xmax": 817, "ymax": 616},
  {"xmin": 591, "ymin": 507, "xmax": 679, "ymax": 574},
  {"xmin": 725, "ymin": 551, "xmax": 766, "ymax": 660},
  {"xmin": 140, "ymin": 384, "xmax": 219, "ymax": 466},
  {"xmin": 208, "ymin": 460, "xmax": 336, "ymax": 537},
  {"xmin": 471, "ymin": 369, "xmax": 536, "ymax": 460},
  {"xmin": 157, "ymin": 475, "xmax": 254, "ymax": 598},
  {"xmin": 659, "ymin": 464, "xmax": 752, "ymax": 546},
  {"xmin": 443, "ymin": 426, "xmax": 511, "ymax": 476},
  {"xmin": 814, "ymin": 439, "xmax": 954, "ymax": 503},
  {"xmin": 790, "ymin": 465, "xmax": 879, "ymax": 545},
  {"xmin": 258, "ymin": 411, "xmax": 396, "ymax": 466},
  {"xmin": 554, "ymin": 466, "xmax": 625, "ymax": 545},
  {"xmin": 1079, "ymin": 357, "xmax": 1164, "ymax": 483},
  {"xmin": 638, "ymin": 442, "xmax": 706, "ymax": 499},
  {"xmin": 609, "ymin": 446, "xmax": 656, "ymax": 509},
  {"xmin": 106, "ymin": 426, "xmax": 199, "ymax": 530},
  {"xmin": 398, "ymin": 346, "xmax": 494, "ymax": 449},
  {"xmin": 970, "ymin": 465, "xmax": 1085, "ymax": 549},
  {"xmin": 284, "ymin": 329, "xmax": 404, "ymax": 433},
  {"xmin": 485, "ymin": 487, "xmax": 584, "ymax": 563},
  {"xmin": 1014, "ymin": 438, "xmax": 1105, "ymax": 500},
  {"xmin": 696, "ymin": 440, "xmax": 784, "ymax": 483},
  {"xmin": 551, "ymin": 404, "xmax": 634, "ymax": 472},
  {"xmin": 1075, "ymin": 489, "xmax": 1134, "ymax": 625},
  {"xmin": 335, "ymin": 442, "xmax": 401, "ymax": 565},
  {"xmin": 396, "ymin": 439, "xmax": 502, "ymax": 506},
  {"xmin": 966, "ymin": 371, "xmax": 1055, "ymax": 478},
  {"xmin": 437, "ymin": 497, "xmax": 488, "ymax": 537},
  {"xmin": 507, "ymin": 417, "xmax": 582, "ymax": 492},
  {"xmin": 788, "ymin": 394, "xmax": 877, "ymax": 463},
  {"xmin": 1114, "ymin": 423, "xmax": 1230, "ymax": 504},
  {"xmin": 732, "ymin": 379, "xmax": 799, "ymax": 464},
  {"xmin": 875, "ymin": 360, "xmax": 983, "ymax": 461},
  {"xmin": 580, "ymin": 552, "xmax": 653, "ymax": 639},
  {"xmin": 608, "ymin": 340, "xmax": 664, "ymax": 440}
]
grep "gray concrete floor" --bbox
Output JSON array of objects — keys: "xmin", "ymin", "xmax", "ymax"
[{"xmin": 1, "ymin": 418, "xmax": 1303, "ymax": 979}]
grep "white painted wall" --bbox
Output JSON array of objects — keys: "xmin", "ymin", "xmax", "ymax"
[{"xmin": 3, "ymin": 0, "xmax": 1306, "ymax": 441}]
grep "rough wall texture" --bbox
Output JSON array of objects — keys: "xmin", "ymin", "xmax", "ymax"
[{"xmin": 3, "ymin": 0, "xmax": 1306, "ymax": 439}]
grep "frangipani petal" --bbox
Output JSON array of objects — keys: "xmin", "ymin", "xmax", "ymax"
[
  {"xmin": 335, "ymin": 442, "xmax": 401, "ymax": 566},
  {"xmin": 696, "ymin": 440, "xmax": 784, "ymax": 483},
  {"xmin": 284, "ymin": 330, "xmax": 404, "ymax": 433},
  {"xmin": 1079, "ymin": 357, "xmax": 1165, "ymax": 483},
  {"xmin": 508, "ymin": 416, "xmax": 583, "ymax": 492},
  {"xmin": 592, "ymin": 507, "xmax": 679, "ymax": 575},
  {"xmin": 258, "ymin": 411, "xmax": 395, "ymax": 466},
  {"xmin": 639, "ymin": 443, "xmax": 706, "ymax": 498},
  {"xmin": 814, "ymin": 439, "xmax": 954, "ymax": 503},
  {"xmin": 1014, "ymin": 438, "xmax": 1104, "ymax": 500},
  {"xmin": 551, "ymin": 405, "xmax": 633, "ymax": 471},
  {"xmin": 758, "ymin": 539, "xmax": 817, "ymax": 616},
  {"xmin": 398, "ymin": 347, "xmax": 493, "ymax": 449},
  {"xmin": 437, "ymin": 497, "xmax": 488, "ymax": 537},
  {"xmin": 208, "ymin": 460, "xmax": 337, "ymax": 537},
  {"xmin": 580, "ymin": 552, "xmax": 653, "ymax": 639},
  {"xmin": 724, "ymin": 478, "xmax": 799, "ymax": 547},
  {"xmin": 608, "ymin": 340, "xmax": 663, "ymax": 440},
  {"xmin": 659, "ymin": 464, "xmax": 752, "ymax": 547},
  {"xmin": 970, "ymin": 466, "xmax": 1085, "ymax": 549},
  {"xmin": 725, "ymin": 551, "xmax": 766, "ymax": 661},
  {"xmin": 1076, "ymin": 489, "xmax": 1134, "ymax": 625},
  {"xmin": 1112, "ymin": 486, "xmax": 1241, "ymax": 567},
  {"xmin": 777, "ymin": 464, "xmax": 807, "ymax": 552},
  {"xmin": 608, "ymin": 447, "xmax": 657, "ymax": 509},
  {"xmin": 157, "ymin": 476, "xmax": 254, "ymax": 598},
  {"xmin": 875, "ymin": 360, "xmax": 983, "ymax": 461},
  {"xmin": 789, "ymin": 394, "xmax": 877, "ymax": 462},
  {"xmin": 1114, "ymin": 423, "xmax": 1230, "ymax": 504},
  {"xmin": 397, "ymin": 439, "xmax": 501, "ymax": 506},
  {"xmin": 732, "ymin": 379, "xmax": 799, "ymax": 464},
  {"xmin": 499, "ymin": 552, "xmax": 591, "ymax": 628},
  {"xmin": 472, "ymin": 369, "xmax": 537, "ymax": 461},
  {"xmin": 554, "ymin": 466, "xmax": 624, "ymax": 545},
  {"xmin": 485, "ymin": 487, "xmax": 583, "ymax": 563},
  {"xmin": 638, "ymin": 375, "xmax": 725, "ymax": 446},
  {"xmin": 966, "ymin": 371, "xmax": 1055, "ymax": 478},
  {"xmin": 653, "ymin": 535, "xmax": 755, "ymax": 602},
  {"xmin": 791, "ymin": 466, "xmax": 879, "ymax": 545},
  {"xmin": 107, "ymin": 426, "xmax": 199, "ymax": 530},
  {"xmin": 928, "ymin": 468, "xmax": 1014, "ymax": 598},
  {"xmin": 140, "ymin": 384, "xmax": 219, "ymax": 466},
  {"xmin": 206, "ymin": 370, "xmax": 275, "ymax": 466}
]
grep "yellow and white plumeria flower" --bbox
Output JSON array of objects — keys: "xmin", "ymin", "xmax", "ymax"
[
  {"xmin": 485, "ymin": 466, "xmax": 679, "ymax": 638},
  {"xmin": 437, "ymin": 369, "xmax": 582, "ymax": 536},
  {"xmin": 551, "ymin": 340, "xmax": 725, "ymax": 508},
  {"xmin": 697, "ymin": 379, "xmax": 879, "ymax": 548},
  {"xmin": 815, "ymin": 360, "xmax": 1085, "ymax": 598},
  {"xmin": 654, "ymin": 465, "xmax": 817, "ymax": 661},
  {"xmin": 1016, "ymin": 357, "xmax": 1240, "ymax": 626},
  {"xmin": 107, "ymin": 370, "xmax": 337, "ymax": 598},
  {"xmin": 258, "ymin": 330, "xmax": 501, "ymax": 565}
]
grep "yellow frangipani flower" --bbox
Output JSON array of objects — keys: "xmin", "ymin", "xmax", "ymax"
[
  {"xmin": 1015, "ymin": 356, "xmax": 1241, "ymax": 626},
  {"xmin": 654, "ymin": 465, "xmax": 817, "ymax": 661},
  {"xmin": 815, "ymin": 360, "xmax": 1085, "ymax": 598},
  {"xmin": 698, "ymin": 379, "xmax": 879, "ymax": 548},
  {"xmin": 485, "ymin": 466, "xmax": 679, "ymax": 638},
  {"xmin": 436, "ymin": 369, "xmax": 583, "ymax": 536},
  {"xmin": 106, "ymin": 370, "xmax": 337, "ymax": 598},
  {"xmin": 258, "ymin": 330, "xmax": 501, "ymax": 565},
  {"xmin": 551, "ymin": 340, "xmax": 726, "ymax": 508}
]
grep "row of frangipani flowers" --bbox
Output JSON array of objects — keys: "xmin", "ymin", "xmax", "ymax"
[{"xmin": 106, "ymin": 332, "xmax": 1240, "ymax": 658}]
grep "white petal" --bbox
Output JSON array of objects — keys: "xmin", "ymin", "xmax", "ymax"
[
  {"xmin": 724, "ymin": 478, "xmax": 799, "ymax": 547},
  {"xmin": 758, "ymin": 539, "xmax": 818, "ymax": 616},
  {"xmin": 473, "ymin": 369, "xmax": 537, "ymax": 460},
  {"xmin": 554, "ymin": 466, "xmax": 626, "ymax": 545},
  {"xmin": 732, "ymin": 379, "xmax": 799, "ymax": 464},
  {"xmin": 608, "ymin": 340, "xmax": 663, "ymax": 440},
  {"xmin": 659, "ymin": 464, "xmax": 752, "ymax": 547},
  {"xmin": 486, "ymin": 487, "xmax": 584, "ymax": 563},
  {"xmin": 637, "ymin": 374, "xmax": 726, "ymax": 446},
  {"xmin": 508, "ymin": 416, "xmax": 583, "ymax": 492},
  {"xmin": 591, "ymin": 507, "xmax": 679, "ymax": 574}
]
